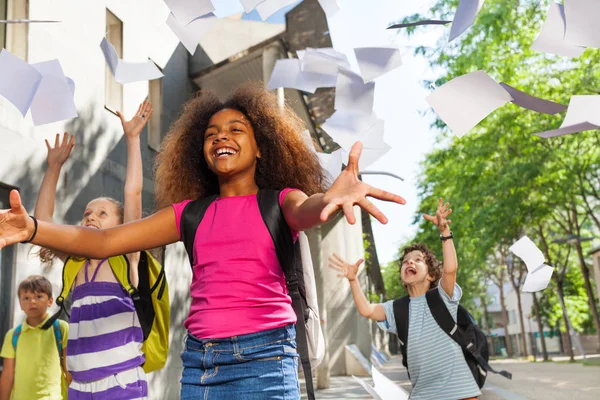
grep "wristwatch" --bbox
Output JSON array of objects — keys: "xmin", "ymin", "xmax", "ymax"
[{"xmin": 440, "ymin": 231, "xmax": 453, "ymax": 241}]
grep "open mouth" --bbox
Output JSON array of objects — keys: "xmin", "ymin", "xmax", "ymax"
[
  {"xmin": 405, "ymin": 266, "xmax": 417, "ymax": 277},
  {"xmin": 214, "ymin": 147, "xmax": 238, "ymax": 159},
  {"xmin": 85, "ymin": 224, "xmax": 99, "ymax": 229}
]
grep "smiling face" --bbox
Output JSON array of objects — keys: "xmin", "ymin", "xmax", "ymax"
[
  {"xmin": 400, "ymin": 250, "xmax": 435, "ymax": 288},
  {"xmin": 80, "ymin": 198, "xmax": 123, "ymax": 230},
  {"xmin": 203, "ymin": 108, "xmax": 261, "ymax": 180},
  {"xmin": 19, "ymin": 290, "xmax": 53, "ymax": 320}
]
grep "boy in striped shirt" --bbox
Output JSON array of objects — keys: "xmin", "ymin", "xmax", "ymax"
[{"xmin": 329, "ymin": 198, "xmax": 480, "ymax": 399}]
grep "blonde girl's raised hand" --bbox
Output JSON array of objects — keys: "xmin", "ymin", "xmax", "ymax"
[
  {"xmin": 117, "ymin": 100, "xmax": 153, "ymax": 139},
  {"xmin": 45, "ymin": 132, "xmax": 75, "ymax": 167},
  {"xmin": 328, "ymin": 253, "xmax": 364, "ymax": 281}
]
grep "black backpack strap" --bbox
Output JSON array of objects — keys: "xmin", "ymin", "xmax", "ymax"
[
  {"xmin": 426, "ymin": 289, "xmax": 512, "ymax": 380},
  {"xmin": 180, "ymin": 195, "xmax": 218, "ymax": 267},
  {"xmin": 256, "ymin": 189, "xmax": 316, "ymax": 400},
  {"xmin": 392, "ymin": 297, "xmax": 410, "ymax": 370}
]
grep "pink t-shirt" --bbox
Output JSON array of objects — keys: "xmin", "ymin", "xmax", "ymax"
[{"xmin": 172, "ymin": 189, "xmax": 298, "ymax": 339}]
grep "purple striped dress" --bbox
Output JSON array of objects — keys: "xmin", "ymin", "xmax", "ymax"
[{"xmin": 67, "ymin": 259, "xmax": 148, "ymax": 399}]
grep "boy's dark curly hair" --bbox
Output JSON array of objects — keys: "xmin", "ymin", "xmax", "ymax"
[
  {"xmin": 400, "ymin": 243, "xmax": 443, "ymax": 287},
  {"xmin": 154, "ymin": 82, "xmax": 327, "ymax": 208}
]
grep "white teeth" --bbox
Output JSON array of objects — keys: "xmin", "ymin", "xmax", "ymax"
[{"xmin": 215, "ymin": 148, "xmax": 237, "ymax": 157}]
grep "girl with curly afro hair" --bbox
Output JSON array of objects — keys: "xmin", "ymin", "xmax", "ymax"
[{"xmin": 0, "ymin": 82, "xmax": 405, "ymax": 399}]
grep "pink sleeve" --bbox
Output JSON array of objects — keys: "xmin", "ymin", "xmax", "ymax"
[
  {"xmin": 279, "ymin": 188, "xmax": 300, "ymax": 242},
  {"xmin": 171, "ymin": 200, "xmax": 193, "ymax": 241}
]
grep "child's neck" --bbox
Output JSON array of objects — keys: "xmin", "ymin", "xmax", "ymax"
[
  {"xmin": 218, "ymin": 176, "xmax": 259, "ymax": 198},
  {"xmin": 26, "ymin": 313, "xmax": 48, "ymax": 328},
  {"xmin": 406, "ymin": 283, "xmax": 431, "ymax": 298}
]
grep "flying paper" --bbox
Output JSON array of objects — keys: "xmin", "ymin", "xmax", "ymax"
[
  {"xmin": 30, "ymin": 60, "xmax": 77, "ymax": 126},
  {"xmin": 499, "ymin": 83, "xmax": 567, "ymax": 115},
  {"xmin": 317, "ymin": 149, "xmax": 343, "ymax": 184},
  {"xmin": 267, "ymin": 58, "xmax": 336, "ymax": 93},
  {"xmin": 240, "ymin": 0, "xmax": 266, "ymax": 13},
  {"xmin": 353, "ymin": 367, "xmax": 409, "ymax": 400},
  {"xmin": 100, "ymin": 38, "xmax": 163, "ymax": 84},
  {"xmin": 300, "ymin": 48, "xmax": 350, "ymax": 76},
  {"xmin": 256, "ymin": 0, "xmax": 297, "ymax": 20},
  {"xmin": 163, "ymin": 0, "xmax": 214, "ymax": 26},
  {"xmin": 335, "ymin": 69, "xmax": 375, "ymax": 115},
  {"xmin": 535, "ymin": 95, "xmax": 600, "ymax": 138},
  {"xmin": 166, "ymin": 12, "xmax": 217, "ymax": 55},
  {"xmin": 387, "ymin": 20, "xmax": 452, "ymax": 29},
  {"xmin": 321, "ymin": 110, "xmax": 381, "ymax": 150},
  {"xmin": 532, "ymin": 2, "xmax": 585, "ymax": 58},
  {"xmin": 564, "ymin": 0, "xmax": 600, "ymax": 49},
  {"xmin": 426, "ymin": 70, "xmax": 513, "ymax": 137},
  {"xmin": 0, "ymin": 49, "xmax": 42, "ymax": 116},
  {"xmin": 0, "ymin": 19, "xmax": 60, "ymax": 23},
  {"xmin": 354, "ymin": 46, "xmax": 403, "ymax": 83},
  {"xmin": 509, "ymin": 236, "xmax": 554, "ymax": 293},
  {"xmin": 449, "ymin": 0, "xmax": 485, "ymax": 42},
  {"xmin": 343, "ymin": 141, "xmax": 391, "ymax": 170},
  {"xmin": 318, "ymin": 0, "xmax": 340, "ymax": 17}
]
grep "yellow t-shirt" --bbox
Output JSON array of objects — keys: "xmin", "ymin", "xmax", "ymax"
[{"xmin": 0, "ymin": 316, "xmax": 68, "ymax": 400}]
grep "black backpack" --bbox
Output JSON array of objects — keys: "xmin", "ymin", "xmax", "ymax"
[
  {"xmin": 179, "ymin": 189, "xmax": 317, "ymax": 400},
  {"xmin": 393, "ymin": 288, "xmax": 512, "ymax": 388}
]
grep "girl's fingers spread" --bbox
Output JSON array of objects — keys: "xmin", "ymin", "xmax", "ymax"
[
  {"xmin": 358, "ymin": 198, "xmax": 387, "ymax": 224},
  {"xmin": 328, "ymin": 263, "xmax": 343, "ymax": 271},
  {"xmin": 45, "ymin": 139, "xmax": 51, "ymax": 151},
  {"xmin": 137, "ymin": 103, "xmax": 143, "ymax": 115},
  {"xmin": 368, "ymin": 187, "xmax": 406, "ymax": 204},
  {"xmin": 320, "ymin": 203, "xmax": 339, "ymax": 222},
  {"xmin": 54, "ymin": 133, "xmax": 60, "ymax": 147},
  {"xmin": 342, "ymin": 202, "xmax": 356, "ymax": 224},
  {"xmin": 423, "ymin": 214, "xmax": 435, "ymax": 221},
  {"xmin": 347, "ymin": 142, "xmax": 363, "ymax": 175},
  {"xmin": 355, "ymin": 259, "xmax": 365, "ymax": 267}
]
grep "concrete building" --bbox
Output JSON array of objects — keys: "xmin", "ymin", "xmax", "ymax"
[{"xmin": 0, "ymin": 0, "xmax": 382, "ymax": 398}]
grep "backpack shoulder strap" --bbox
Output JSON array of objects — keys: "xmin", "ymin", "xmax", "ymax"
[
  {"xmin": 392, "ymin": 297, "xmax": 410, "ymax": 370},
  {"xmin": 426, "ymin": 289, "xmax": 512, "ymax": 380},
  {"xmin": 108, "ymin": 255, "xmax": 137, "ymax": 298},
  {"xmin": 180, "ymin": 196, "xmax": 218, "ymax": 267},
  {"xmin": 42, "ymin": 257, "xmax": 82, "ymax": 329},
  {"xmin": 11, "ymin": 324, "xmax": 23, "ymax": 350}
]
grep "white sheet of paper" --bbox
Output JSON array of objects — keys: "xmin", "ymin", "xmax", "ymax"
[
  {"xmin": 164, "ymin": 0, "xmax": 215, "ymax": 26},
  {"xmin": 256, "ymin": 0, "xmax": 297, "ymax": 20},
  {"xmin": 531, "ymin": 2, "xmax": 586, "ymax": 58},
  {"xmin": 0, "ymin": 49, "xmax": 42, "ymax": 116},
  {"xmin": 564, "ymin": 0, "xmax": 600, "ymax": 49},
  {"xmin": 343, "ymin": 142, "xmax": 391, "ymax": 170},
  {"xmin": 321, "ymin": 110, "xmax": 380, "ymax": 150},
  {"xmin": 509, "ymin": 236, "xmax": 546, "ymax": 273},
  {"xmin": 240, "ymin": 0, "xmax": 266, "ymax": 13},
  {"xmin": 166, "ymin": 13, "xmax": 217, "ymax": 55},
  {"xmin": 267, "ymin": 59, "xmax": 336, "ymax": 93},
  {"xmin": 372, "ymin": 367, "xmax": 409, "ymax": 400},
  {"xmin": 560, "ymin": 95, "xmax": 600, "ymax": 127},
  {"xmin": 354, "ymin": 46, "xmax": 403, "ymax": 83},
  {"xmin": 449, "ymin": 0, "xmax": 485, "ymax": 42},
  {"xmin": 100, "ymin": 38, "xmax": 163, "ymax": 84},
  {"xmin": 522, "ymin": 264, "xmax": 554, "ymax": 292},
  {"xmin": 29, "ymin": 60, "xmax": 77, "ymax": 126},
  {"xmin": 426, "ymin": 70, "xmax": 512, "ymax": 137},
  {"xmin": 318, "ymin": 0, "xmax": 340, "ymax": 17},
  {"xmin": 301, "ymin": 48, "xmax": 349, "ymax": 76},
  {"xmin": 352, "ymin": 376, "xmax": 383, "ymax": 400},
  {"xmin": 535, "ymin": 121, "xmax": 599, "ymax": 138},
  {"xmin": 317, "ymin": 149, "xmax": 343, "ymax": 184},
  {"xmin": 335, "ymin": 69, "xmax": 375, "ymax": 115}
]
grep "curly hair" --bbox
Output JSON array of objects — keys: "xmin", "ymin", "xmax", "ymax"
[
  {"xmin": 154, "ymin": 82, "xmax": 327, "ymax": 208},
  {"xmin": 400, "ymin": 243, "xmax": 442, "ymax": 287}
]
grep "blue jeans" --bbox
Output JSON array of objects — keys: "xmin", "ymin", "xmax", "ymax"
[{"xmin": 180, "ymin": 325, "xmax": 300, "ymax": 400}]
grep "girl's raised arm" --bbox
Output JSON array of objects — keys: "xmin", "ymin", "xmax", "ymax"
[
  {"xmin": 117, "ymin": 100, "xmax": 153, "ymax": 287},
  {"xmin": 33, "ymin": 132, "xmax": 75, "ymax": 262},
  {"xmin": 0, "ymin": 190, "xmax": 179, "ymax": 259}
]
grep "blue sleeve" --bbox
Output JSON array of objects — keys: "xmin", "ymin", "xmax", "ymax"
[
  {"xmin": 438, "ymin": 283, "xmax": 462, "ymax": 320},
  {"xmin": 376, "ymin": 300, "xmax": 398, "ymax": 335}
]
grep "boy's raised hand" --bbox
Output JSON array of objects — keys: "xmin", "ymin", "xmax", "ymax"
[
  {"xmin": 45, "ymin": 132, "xmax": 75, "ymax": 167},
  {"xmin": 423, "ymin": 197, "xmax": 452, "ymax": 233},
  {"xmin": 118, "ymin": 100, "xmax": 153, "ymax": 139},
  {"xmin": 328, "ymin": 253, "xmax": 364, "ymax": 281}
]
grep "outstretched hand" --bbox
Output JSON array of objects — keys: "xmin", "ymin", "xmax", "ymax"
[
  {"xmin": 328, "ymin": 253, "xmax": 364, "ymax": 281},
  {"xmin": 118, "ymin": 100, "xmax": 153, "ymax": 139},
  {"xmin": 0, "ymin": 190, "xmax": 35, "ymax": 249},
  {"xmin": 45, "ymin": 132, "xmax": 75, "ymax": 167},
  {"xmin": 320, "ymin": 142, "xmax": 405, "ymax": 225},
  {"xmin": 423, "ymin": 197, "xmax": 452, "ymax": 233}
]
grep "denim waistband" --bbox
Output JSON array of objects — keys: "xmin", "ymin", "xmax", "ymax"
[{"xmin": 185, "ymin": 324, "xmax": 296, "ymax": 353}]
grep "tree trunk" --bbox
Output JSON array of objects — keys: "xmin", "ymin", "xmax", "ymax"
[
  {"xmin": 555, "ymin": 280, "xmax": 575, "ymax": 361},
  {"xmin": 360, "ymin": 209, "xmax": 386, "ymax": 299},
  {"xmin": 532, "ymin": 292, "xmax": 548, "ymax": 361},
  {"xmin": 498, "ymin": 275, "xmax": 513, "ymax": 357},
  {"xmin": 481, "ymin": 295, "xmax": 494, "ymax": 356},
  {"xmin": 574, "ymin": 240, "xmax": 600, "ymax": 344},
  {"xmin": 514, "ymin": 289, "xmax": 529, "ymax": 357}
]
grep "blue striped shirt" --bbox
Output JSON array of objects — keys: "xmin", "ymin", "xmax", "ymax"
[{"xmin": 378, "ymin": 284, "xmax": 481, "ymax": 400}]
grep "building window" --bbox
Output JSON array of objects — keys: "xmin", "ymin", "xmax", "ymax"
[
  {"xmin": 0, "ymin": 183, "xmax": 16, "ymax": 365},
  {"xmin": 105, "ymin": 9, "xmax": 123, "ymax": 112},
  {"xmin": 3, "ymin": 0, "xmax": 28, "ymax": 60},
  {"xmin": 148, "ymin": 76, "xmax": 162, "ymax": 151}
]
